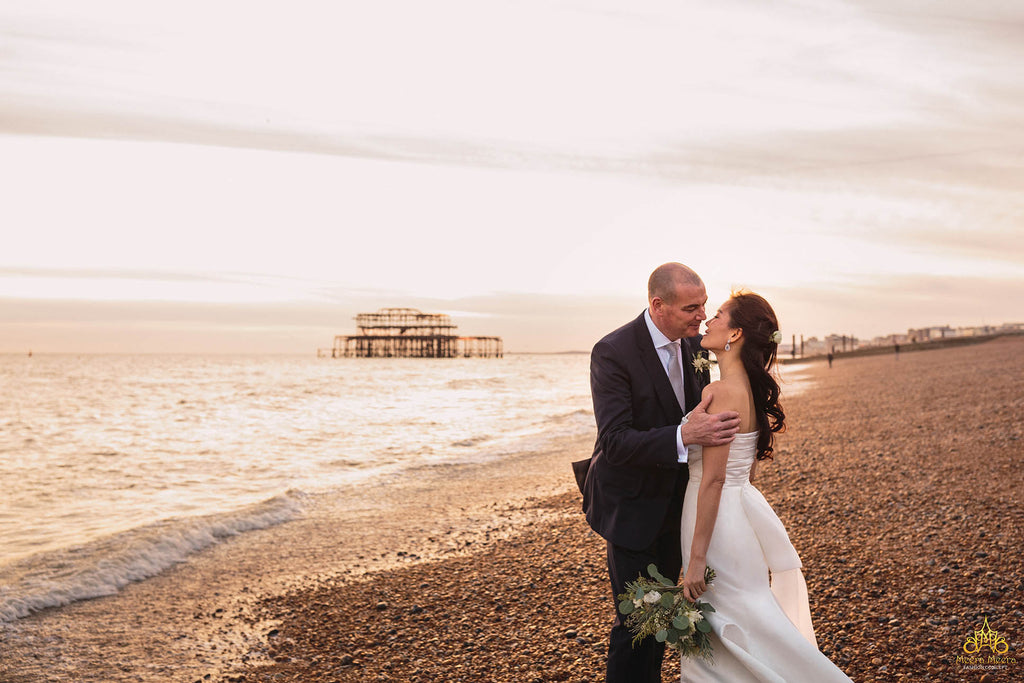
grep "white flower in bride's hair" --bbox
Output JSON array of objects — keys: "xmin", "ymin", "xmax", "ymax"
[
  {"xmin": 643, "ymin": 590, "xmax": 662, "ymax": 604},
  {"xmin": 769, "ymin": 330, "xmax": 782, "ymax": 344},
  {"xmin": 691, "ymin": 353, "xmax": 712, "ymax": 373}
]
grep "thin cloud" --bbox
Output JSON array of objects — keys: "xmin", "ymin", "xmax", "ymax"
[{"xmin": 0, "ymin": 266, "xmax": 223, "ymax": 283}]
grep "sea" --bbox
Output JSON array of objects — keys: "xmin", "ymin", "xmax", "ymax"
[{"xmin": 0, "ymin": 352, "xmax": 596, "ymax": 625}]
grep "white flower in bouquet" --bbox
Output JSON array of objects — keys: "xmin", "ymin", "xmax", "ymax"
[{"xmin": 643, "ymin": 590, "xmax": 662, "ymax": 604}]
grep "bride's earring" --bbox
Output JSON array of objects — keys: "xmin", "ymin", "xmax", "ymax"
[{"xmin": 724, "ymin": 340, "xmax": 731, "ymax": 351}]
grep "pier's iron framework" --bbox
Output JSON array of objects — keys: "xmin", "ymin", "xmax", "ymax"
[{"xmin": 325, "ymin": 308, "xmax": 503, "ymax": 358}]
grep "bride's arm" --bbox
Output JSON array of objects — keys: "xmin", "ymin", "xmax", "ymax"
[{"xmin": 682, "ymin": 385, "xmax": 733, "ymax": 602}]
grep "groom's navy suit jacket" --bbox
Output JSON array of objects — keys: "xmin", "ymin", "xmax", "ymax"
[{"xmin": 581, "ymin": 311, "xmax": 709, "ymax": 551}]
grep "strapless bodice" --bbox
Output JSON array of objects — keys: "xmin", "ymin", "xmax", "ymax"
[{"xmin": 686, "ymin": 431, "xmax": 757, "ymax": 487}]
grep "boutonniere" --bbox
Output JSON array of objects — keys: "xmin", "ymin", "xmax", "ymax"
[{"xmin": 692, "ymin": 352, "xmax": 711, "ymax": 373}]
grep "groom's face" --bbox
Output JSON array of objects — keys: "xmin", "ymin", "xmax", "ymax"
[{"xmin": 652, "ymin": 283, "xmax": 708, "ymax": 340}]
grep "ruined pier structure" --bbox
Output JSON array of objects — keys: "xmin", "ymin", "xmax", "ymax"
[{"xmin": 329, "ymin": 308, "xmax": 503, "ymax": 358}]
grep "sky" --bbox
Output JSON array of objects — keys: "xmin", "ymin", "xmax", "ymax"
[{"xmin": 2, "ymin": 0, "xmax": 1023, "ymax": 353}]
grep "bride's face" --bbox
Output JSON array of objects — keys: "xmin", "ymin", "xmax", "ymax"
[{"xmin": 701, "ymin": 304, "xmax": 738, "ymax": 352}]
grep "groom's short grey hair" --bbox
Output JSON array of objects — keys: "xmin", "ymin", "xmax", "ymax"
[{"xmin": 648, "ymin": 263, "xmax": 703, "ymax": 304}]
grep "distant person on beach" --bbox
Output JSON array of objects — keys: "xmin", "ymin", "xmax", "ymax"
[
  {"xmin": 678, "ymin": 291, "xmax": 852, "ymax": 681},
  {"xmin": 575, "ymin": 262, "xmax": 740, "ymax": 683},
  {"xmin": 894, "ymin": 342, "xmax": 900, "ymax": 358},
  {"xmin": 827, "ymin": 351, "xmax": 834, "ymax": 368}
]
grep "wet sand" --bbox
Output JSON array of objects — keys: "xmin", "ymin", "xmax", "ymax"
[{"xmin": 2, "ymin": 336, "xmax": 1022, "ymax": 682}]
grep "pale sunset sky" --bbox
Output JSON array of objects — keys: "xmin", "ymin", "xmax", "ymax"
[{"xmin": 2, "ymin": 0, "xmax": 1022, "ymax": 353}]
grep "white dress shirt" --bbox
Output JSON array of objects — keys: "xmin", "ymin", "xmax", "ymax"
[{"xmin": 644, "ymin": 309, "xmax": 689, "ymax": 463}]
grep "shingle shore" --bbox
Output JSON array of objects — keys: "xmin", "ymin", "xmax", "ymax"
[{"xmin": 228, "ymin": 336, "xmax": 1024, "ymax": 683}]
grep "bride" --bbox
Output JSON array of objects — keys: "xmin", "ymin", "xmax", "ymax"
[{"xmin": 679, "ymin": 292, "xmax": 851, "ymax": 682}]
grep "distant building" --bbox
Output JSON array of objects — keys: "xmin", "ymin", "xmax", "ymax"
[
  {"xmin": 908, "ymin": 325, "xmax": 955, "ymax": 342},
  {"xmin": 823, "ymin": 334, "xmax": 859, "ymax": 353},
  {"xmin": 795, "ymin": 321, "xmax": 1019, "ymax": 358},
  {"xmin": 868, "ymin": 333, "xmax": 910, "ymax": 347},
  {"xmin": 323, "ymin": 308, "xmax": 503, "ymax": 359},
  {"xmin": 802, "ymin": 336, "xmax": 828, "ymax": 356}
]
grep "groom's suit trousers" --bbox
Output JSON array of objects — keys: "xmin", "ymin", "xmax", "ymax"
[{"xmin": 605, "ymin": 478, "xmax": 685, "ymax": 682}]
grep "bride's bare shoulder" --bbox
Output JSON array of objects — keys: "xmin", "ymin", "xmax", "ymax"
[{"xmin": 701, "ymin": 380, "xmax": 746, "ymax": 410}]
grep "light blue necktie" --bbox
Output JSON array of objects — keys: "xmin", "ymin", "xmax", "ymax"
[{"xmin": 666, "ymin": 341, "xmax": 686, "ymax": 410}]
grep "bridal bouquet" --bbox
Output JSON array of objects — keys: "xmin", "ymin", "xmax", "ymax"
[{"xmin": 617, "ymin": 563, "xmax": 716, "ymax": 661}]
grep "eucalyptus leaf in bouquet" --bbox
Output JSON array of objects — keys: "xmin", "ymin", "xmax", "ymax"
[{"xmin": 616, "ymin": 563, "xmax": 717, "ymax": 662}]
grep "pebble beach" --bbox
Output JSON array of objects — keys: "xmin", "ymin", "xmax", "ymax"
[
  {"xmin": 224, "ymin": 335, "xmax": 1023, "ymax": 683},
  {"xmin": 2, "ymin": 336, "xmax": 1021, "ymax": 682}
]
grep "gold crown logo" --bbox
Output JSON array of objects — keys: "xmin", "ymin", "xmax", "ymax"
[{"xmin": 963, "ymin": 618, "xmax": 1009, "ymax": 655}]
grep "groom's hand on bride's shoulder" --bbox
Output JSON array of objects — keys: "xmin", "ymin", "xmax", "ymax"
[{"xmin": 682, "ymin": 394, "xmax": 741, "ymax": 447}]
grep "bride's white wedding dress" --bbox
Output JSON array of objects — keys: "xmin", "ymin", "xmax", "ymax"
[{"xmin": 680, "ymin": 432, "xmax": 852, "ymax": 682}]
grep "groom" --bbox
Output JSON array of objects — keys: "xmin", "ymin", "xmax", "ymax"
[{"xmin": 578, "ymin": 263, "xmax": 740, "ymax": 682}]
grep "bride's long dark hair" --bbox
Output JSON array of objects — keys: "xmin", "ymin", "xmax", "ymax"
[{"xmin": 728, "ymin": 292, "xmax": 785, "ymax": 460}]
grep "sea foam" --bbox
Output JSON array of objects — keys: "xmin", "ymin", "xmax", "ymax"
[{"xmin": 0, "ymin": 490, "xmax": 304, "ymax": 623}]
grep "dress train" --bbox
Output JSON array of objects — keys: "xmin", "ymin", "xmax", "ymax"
[{"xmin": 679, "ymin": 432, "xmax": 851, "ymax": 682}]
